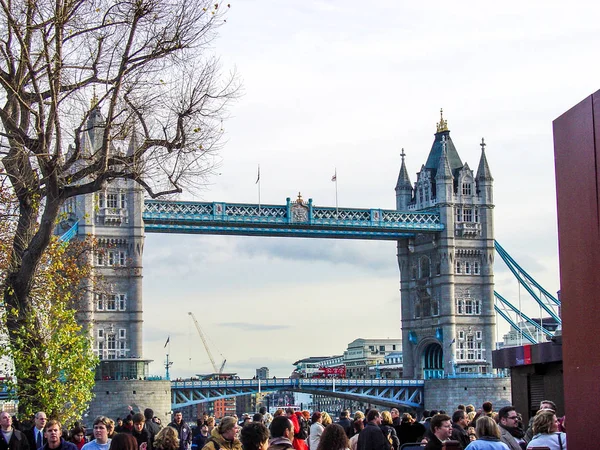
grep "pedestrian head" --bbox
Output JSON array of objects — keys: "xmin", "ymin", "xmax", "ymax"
[
  {"xmin": 401, "ymin": 413, "xmax": 413, "ymax": 424},
  {"xmin": 482, "ymin": 402, "xmax": 493, "ymax": 413},
  {"xmin": 311, "ymin": 412, "xmax": 322, "ymax": 424},
  {"xmin": 269, "ymin": 416, "xmax": 293, "ymax": 439},
  {"xmin": 321, "ymin": 412, "xmax": 332, "ymax": 427},
  {"xmin": 154, "ymin": 426, "xmax": 179, "ymax": 450},
  {"xmin": 316, "ymin": 424, "xmax": 348, "ymax": 450},
  {"xmin": 240, "ymin": 422, "xmax": 269, "ymax": 450},
  {"xmin": 109, "ymin": 433, "xmax": 138, "ymax": 450},
  {"xmin": 475, "ymin": 416, "xmax": 500, "ymax": 438},
  {"xmin": 218, "ymin": 417, "xmax": 239, "ymax": 441},
  {"xmin": 532, "ymin": 410, "xmax": 559, "ymax": 435},
  {"xmin": 366, "ymin": 409, "xmax": 381, "ymax": 423},
  {"xmin": 144, "ymin": 409, "xmax": 154, "ymax": 421},
  {"xmin": 381, "ymin": 411, "xmax": 393, "ymax": 426},
  {"xmin": 539, "ymin": 400, "xmax": 557, "ymax": 412}
]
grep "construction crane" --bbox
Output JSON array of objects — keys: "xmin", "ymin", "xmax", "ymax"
[{"xmin": 188, "ymin": 312, "xmax": 226, "ymax": 374}]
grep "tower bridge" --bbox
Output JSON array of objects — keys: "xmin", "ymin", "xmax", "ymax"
[
  {"xmin": 60, "ymin": 109, "xmax": 559, "ymax": 418},
  {"xmin": 171, "ymin": 378, "xmax": 424, "ymax": 410}
]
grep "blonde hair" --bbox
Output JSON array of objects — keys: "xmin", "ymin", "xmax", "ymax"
[
  {"xmin": 381, "ymin": 411, "xmax": 393, "ymax": 426},
  {"xmin": 532, "ymin": 410, "xmax": 556, "ymax": 435},
  {"xmin": 475, "ymin": 416, "xmax": 500, "ymax": 439},
  {"xmin": 154, "ymin": 427, "xmax": 179, "ymax": 450},
  {"xmin": 217, "ymin": 416, "xmax": 237, "ymax": 435},
  {"xmin": 321, "ymin": 412, "xmax": 332, "ymax": 427}
]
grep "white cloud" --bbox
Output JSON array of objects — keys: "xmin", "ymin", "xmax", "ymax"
[{"xmin": 140, "ymin": 0, "xmax": 588, "ymax": 377}]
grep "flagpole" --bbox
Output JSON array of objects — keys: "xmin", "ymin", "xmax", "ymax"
[
  {"xmin": 334, "ymin": 168, "xmax": 338, "ymax": 216},
  {"xmin": 256, "ymin": 164, "xmax": 261, "ymax": 213}
]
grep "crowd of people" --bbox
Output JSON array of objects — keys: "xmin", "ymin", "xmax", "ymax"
[{"xmin": 0, "ymin": 399, "xmax": 566, "ymax": 450}]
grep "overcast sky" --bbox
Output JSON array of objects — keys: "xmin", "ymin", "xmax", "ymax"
[{"xmin": 140, "ymin": 0, "xmax": 599, "ymax": 379}]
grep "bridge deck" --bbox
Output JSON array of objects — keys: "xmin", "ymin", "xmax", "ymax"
[{"xmin": 143, "ymin": 198, "xmax": 443, "ymax": 239}]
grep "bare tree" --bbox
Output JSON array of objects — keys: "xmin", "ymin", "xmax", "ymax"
[{"xmin": 0, "ymin": 0, "xmax": 238, "ymax": 390}]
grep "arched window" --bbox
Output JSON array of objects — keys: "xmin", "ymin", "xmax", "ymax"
[{"xmin": 420, "ymin": 257, "xmax": 430, "ymax": 278}]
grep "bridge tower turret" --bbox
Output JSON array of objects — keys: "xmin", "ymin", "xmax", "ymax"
[
  {"xmin": 395, "ymin": 149, "xmax": 413, "ymax": 210},
  {"xmin": 397, "ymin": 110, "xmax": 495, "ymax": 379},
  {"xmin": 60, "ymin": 99, "xmax": 146, "ymax": 367}
]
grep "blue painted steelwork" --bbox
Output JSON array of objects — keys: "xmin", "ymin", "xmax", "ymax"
[
  {"xmin": 494, "ymin": 241, "xmax": 561, "ymax": 325},
  {"xmin": 143, "ymin": 198, "xmax": 444, "ymax": 240},
  {"xmin": 171, "ymin": 377, "xmax": 424, "ymax": 410},
  {"xmin": 58, "ymin": 221, "xmax": 79, "ymax": 243},
  {"xmin": 493, "ymin": 293, "xmax": 538, "ymax": 344}
]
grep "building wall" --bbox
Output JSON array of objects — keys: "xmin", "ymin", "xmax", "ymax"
[
  {"xmin": 424, "ymin": 378, "xmax": 511, "ymax": 413},
  {"xmin": 88, "ymin": 380, "xmax": 171, "ymax": 426},
  {"xmin": 553, "ymin": 90, "xmax": 600, "ymax": 449}
]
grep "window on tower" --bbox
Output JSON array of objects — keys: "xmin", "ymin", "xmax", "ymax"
[
  {"xmin": 463, "ymin": 208, "xmax": 473, "ymax": 222},
  {"xmin": 462, "ymin": 183, "xmax": 472, "ymax": 196},
  {"xmin": 474, "ymin": 262, "xmax": 480, "ymax": 275},
  {"xmin": 456, "ymin": 260, "xmax": 462, "ymax": 274},
  {"xmin": 456, "ymin": 208, "xmax": 462, "ymax": 222}
]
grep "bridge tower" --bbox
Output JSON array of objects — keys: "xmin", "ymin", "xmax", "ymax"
[
  {"xmin": 59, "ymin": 99, "xmax": 148, "ymax": 377},
  {"xmin": 396, "ymin": 111, "xmax": 495, "ymax": 379}
]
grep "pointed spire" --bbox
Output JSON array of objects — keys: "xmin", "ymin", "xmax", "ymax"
[
  {"xmin": 436, "ymin": 136, "xmax": 453, "ymax": 181},
  {"xmin": 476, "ymin": 137, "xmax": 493, "ymax": 181},
  {"xmin": 396, "ymin": 148, "xmax": 412, "ymax": 191}
]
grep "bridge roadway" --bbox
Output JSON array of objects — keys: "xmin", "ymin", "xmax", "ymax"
[
  {"xmin": 143, "ymin": 198, "xmax": 444, "ymax": 240},
  {"xmin": 171, "ymin": 377, "xmax": 424, "ymax": 410}
]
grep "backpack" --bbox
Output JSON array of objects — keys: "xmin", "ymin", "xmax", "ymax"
[{"xmin": 295, "ymin": 416, "xmax": 309, "ymax": 440}]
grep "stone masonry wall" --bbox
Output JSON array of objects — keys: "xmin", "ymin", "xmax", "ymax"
[
  {"xmin": 87, "ymin": 380, "xmax": 172, "ymax": 427},
  {"xmin": 424, "ymin": 378, "xmax": 511, "ymax": 413}
]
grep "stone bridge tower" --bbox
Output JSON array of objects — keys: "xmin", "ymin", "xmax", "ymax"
[
  {"xmin": 59, "ymin": 99, "xmax": 148, "ymax": 379},
  {"xmin": 396, "ymin": 111, "xmax": 495, "ymax": 379}
]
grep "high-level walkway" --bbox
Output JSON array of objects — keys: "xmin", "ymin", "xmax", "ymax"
[
  {"xmin": 171, "ymin": 377, "xmax": 424, "ymax": 410},
  {"xmin": 143, "ymin": 197, "xmax": 443, "ymax": 240}
]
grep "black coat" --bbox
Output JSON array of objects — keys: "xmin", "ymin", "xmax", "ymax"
[
  {"xmin": 0, "ymin": 429, "xmax": 30, "ymax": 450},
  {"xmin": 357, "ymin": 423, "xmax": 387, "ymax": 450}
]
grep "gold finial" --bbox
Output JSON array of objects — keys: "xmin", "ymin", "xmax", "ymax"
[
  {"xmin": 91, "ymin": 86, "xmax": 98, "ymax": 109},
  {"xmin": 296, "ymin": 192, "xmax": 304, "ymax": 204},
  {"xmin": 436, "ymin": 108, "xmax": 449, "ymax": 133}
]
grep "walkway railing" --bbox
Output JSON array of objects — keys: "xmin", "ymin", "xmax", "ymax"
[{"xmin": 143, "ymin": 198, "xmax": 443, "ymax": 240}]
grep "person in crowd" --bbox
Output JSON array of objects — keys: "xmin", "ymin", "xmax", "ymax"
[
  {"xmin": 379, "ymin": 412, "xmax": 399, "ymax": 450},
  {"xmin": 451, "ymin": 410, "xmax": 470, "ymax": 450},
  {"xmin": 258, "ymin": 409, "xmax": 272, "ymax": 429},
  {"xmin": 201, "ymin": 417, "xmax": 241, "ymax": 450},
  {"xmin": 108, "ymin": 434, "xmax": 137, "ymax": 450},
  {"xmin": 121, "ymin": 419, "xmax": 133, "ymax": 435},
  {"xmin": 168, "ymin": 413, "xmax": 192, "ymax": 450},
  {"xmin": 524, "ymin": 400, "xmax": 556, "ymax": 443},
  {"xmin": 320, "ymin": 414, "xmax": 331, "ymax": 429},
  {"xmin": 252, "ymin": 415, "xmax": 263, "ymax": 424},
  {"xmin": 284, "ymin": 409, "xmax": 306, "ymax": 450},
  {"xmin": 316, "ymin": 424, "xmax": 348, "ymax": 450},
  {"xmin": 423, "ymin": 414, "xmax": 452, "ymax": 450},
  {"xmin": 357, "ymin": 409, "xmax": 386, "ymax": 450},
  {"xmin": 0, "ymin": 411, "xmax": 30, "ymax": 450},
  {"xmin": 465, "ymin": 406, "xmax": 476, "ymax": 427},
  {"xmin": 42, "ymin": 420, "xmax": 77, "ymax": 450},
  {"xmin": 267, "ymin": 417, "xmax": 294, "ymax": 450},
  {"xmin": 144, "ymin": 410, "xmax": 160, "ymax": 449},
  {"xmin": 526, "ymin": 410, "xmax": 566, "ymax": 450},
  {"xmin": 348, "ymin": 419, "xmax": 364, "ymax": 450},
  {"xmin": 308, "ymin": 413, "xmax": 323, "ymax": 450},
  {"xmin": 82, "ymin": 416, "xmax": 113, "ymax": 450},
  {"xmin": 25, "ymin": 412, "xmax": 47, "ymax": 450},
  {"xmin": 68, "ymin": 427, "xmax": 86, "ymax": 450},
  {"xmin": 239, "ymin": 422, "xmax": 269, "ymax": 450},
  {"xmin": 482, "ymin": 403, "xmax": 496, "ymax": 420},
  {"xmin": 130, "ymin": 414, "xmax": 150, "ymax": 450},
  {"xmin": 114, "ymin": 422, "xmax": 124, "ymax": 435},
  {"xmin": 193, "ymin": 427, "xmax": 209, "ymax": 450},
  {"xmin": 272, "ymin": 411, "xmax": 284, "ymax": 419},
  {"xmin": 154, "ymin": 428, "xmax": 179, "ymax": 450},
  {"xmin": 497, "ymin": 406, "xmax": 524, "ymax": 450},
  {"xmin": 398, "ymin": 413, "xmax": 425, "ymax": 445},
  {"xmin": 464, "ymin": 416, "xmax": 508, "ymax": 450},
  {"xmin": 337, "ymin": 411, "xmax": 352, "ymax": 439},
  {"xmin": 204, "ymin": 419, "xmax": 215, "ymax": 437}
]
